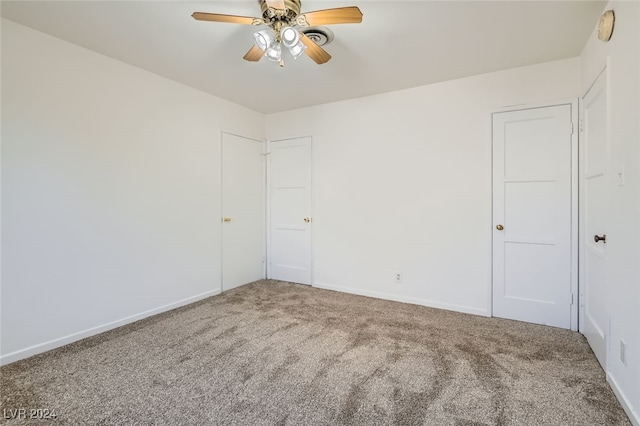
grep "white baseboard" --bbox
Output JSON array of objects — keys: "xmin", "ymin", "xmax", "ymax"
[
  {"xmin": 0, "ymin": 288, "xmax": 221, "ymax": 366},
  {"xmin": 608, "ymin": 372, "xmax": 640, "ymax": 426},
  {"xmin": 312, "ymin": 282, "xmax": 489, "ymax": 317}
]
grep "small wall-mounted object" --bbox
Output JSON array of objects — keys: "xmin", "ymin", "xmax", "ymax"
[{"xmin": 598, "ymin": 10, "xmax": 615, "ymax": 42}]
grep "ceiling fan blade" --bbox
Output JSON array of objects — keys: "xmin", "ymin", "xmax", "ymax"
[
  {"xmin": 192, "ymin": 12, "xmax": 259, "ymax": 25},
  {"xmin": 300, "ymin": 6, "xmax": 363, "ymax": 26},
  {"xmin": 265, "ymin": 0, "xmax": 286, "ymax": 9},
  {"xmin": 300, "ymin": 33, "xmax": 331, "ymax": 64},
  {"xmin": 243, "ymin": 45, "xmax": 265, "ymax": 62}
]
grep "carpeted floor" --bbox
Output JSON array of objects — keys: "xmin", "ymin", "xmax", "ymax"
[{"xmin": 0, "ymin": 280, "xmax": 630, "ymax": 425}]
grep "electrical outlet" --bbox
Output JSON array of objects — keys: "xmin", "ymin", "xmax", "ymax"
[
  {"xmin": 394, "ymin": 272, "xmax": 402, "ymax": 284},
  {"xmin": 620, "ymin": 340, "xmax": 627, "ymax": 366}
]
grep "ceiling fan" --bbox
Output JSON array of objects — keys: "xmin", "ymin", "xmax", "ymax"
[{"xmin": 192, "ymin": 0, "xmax": 363, "ymax": 66}]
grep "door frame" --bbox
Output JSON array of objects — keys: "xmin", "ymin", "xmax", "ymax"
[
  {"xmin": 220, "ymin": 131, "xmax": 267, "ymax": 291},
  {"xmin": 266, "ymin": 136, "xmax": 314, "ymax": 284},
  {"xmin": 491, "ymin": 98, "xmax": 579, "ymax": 331}
]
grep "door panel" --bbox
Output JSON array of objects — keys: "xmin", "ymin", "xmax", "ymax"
[
  {"xmin": 269, "ymin": 137, "xmax": 312, "ymax": 284},
  {"xmin": 222, "ymin": 133, "xmax": 265, "ymax": 291},
  {"xmin": 581, "ymin": 71, "xmax": 608, "ymax": 369},
  {"xmin": 493, "ymin": 104, "xmax": 573, "ymax": 329}
]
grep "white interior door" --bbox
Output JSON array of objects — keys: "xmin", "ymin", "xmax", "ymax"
[
  {"xmin": 580, "ymin": 71, "xmax": 608, "ymax": 369},
  {"xmin": 493, "ymin": 104, "xmax": 574, "ymax": 329},
  {"xmin": 222, "ymin": 132, "xmax": 265, "ymax": 291},
  {"xmin": 268, "ymin": 137, "xmax": 312, "ymax": 285}
]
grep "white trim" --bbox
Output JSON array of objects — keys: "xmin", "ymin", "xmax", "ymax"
[
  {"xmin": 313, "ymin": 282, "xmax": 490, "ymax": 317},
  {"xmin": 262, "ymin": 136, "xmax": 268, "ymax": 279},
  {"xmin": 582, "ymin": 66, "xmax": 608, "ymax": 101},
  {"xmin": 608, "ymin": 373, "xmax": 640, "ymax": 426},
  {"xmin": 220, "ymin": 130, "xmax": 225, "ymax": 291},
  {"xmin": 569, "ymin": 99, "xmax": 580, "ymax": 332},
  {"xmin": 493, "ymin": 98, "xmax": 578, "ymax": 114},
  {"xmin": 488, "ymin": 115, "xmax": 495, "ymax": 318},
  {"xmin": 309, "ymin": 136, "xmax": 315, "ymax": 286},
  {"xmin": 0, "ymin": 288, "xmax": 221, "ymax": 366},
  {"xmin": 219, "ymin": 130, "xmax": 265, "ymax": 145},
  {"xmin": 266, "ymin": 138, "xmax": 272, "ymax": 279},
  {"xmin": 490, "ymin": 98, "xmax": 579, "ymax": 331}
]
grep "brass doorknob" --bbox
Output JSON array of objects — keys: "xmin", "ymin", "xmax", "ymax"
[
  {"xmin": 594, "ymin": 234, "xmax": 606, "ymax": 243},
  {"xmin": 496, "ymin": 224, "xmax": 504, "ymax": 231},
  {"xmin": 223, "ymin": 217, "xmax": 232, "ymax": 223},
  {"xmin": 304, "ymin": 217, "xmax": 312, "ymax": 223}
]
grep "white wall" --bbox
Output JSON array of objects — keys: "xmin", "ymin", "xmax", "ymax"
[
  {"xmin": 1, "ymin": 19, "xmax": 264, "ymax": 364},
  {"xmin": 580, "ymin": 2, "xmax": 640, "ymax": 423},
  {"xmin": 267, "ymin": 58, "xmax": 580, "ymax": 316},
  {"xmin": 2, "ymin": 8, "xmax": 638, "ymax": 420}
]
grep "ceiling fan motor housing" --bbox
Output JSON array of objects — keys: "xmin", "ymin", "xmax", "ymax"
[{"xmin": 260, "ymin": 0, "xmax": 301, "ymax": 23}]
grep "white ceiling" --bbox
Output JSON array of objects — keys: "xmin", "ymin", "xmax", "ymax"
[{"xmin": 2, "ymin": 0, "xmax": 605, "ymax": 114}]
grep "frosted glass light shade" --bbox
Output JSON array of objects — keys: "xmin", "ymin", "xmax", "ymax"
[
  {"xmin": 287, "ymin": 40, "xmax": 307, "ymax": 59},
  {"xmin": 265, "ymin": 42, "xmax": 282, "ymax": 62},
  {"xmin": 254, "ymin": 29, "xmax": 275, "ymax": 51},
  {"xmin": 280, "ymin": 26, "xmax": 300, "ymax": 47}
]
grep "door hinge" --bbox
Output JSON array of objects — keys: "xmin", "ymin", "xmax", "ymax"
[
  {"xmin": 570, "ymin": 122, "xmax": 575, "ymax": 135},
  {"xmin": 579, "ymin": 119, "xmax": 584, "ymax": 132},
  {"xmin": 570, "ymin": 292, "xmax": 575, "ymax": 305}
]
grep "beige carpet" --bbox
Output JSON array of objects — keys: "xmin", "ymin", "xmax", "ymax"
[{"xmin": 0, "ymin": 280, "xmax": 630, "ymax": 425}]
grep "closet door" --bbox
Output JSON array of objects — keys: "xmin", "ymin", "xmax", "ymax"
[
  {"xmin": 268, "ymin": 137, "xmax": 312, "ymax": 285},
  {"xmin": 222, "ymin": 132, "xmax": 265, "ymax": 291},
  {"xmin": 580, "ymin": 71, "xmax": 608, "ymax": 369},
  {"xmin": 492, "ymin": 104, "xmax": 575, "ymax": 329}
]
